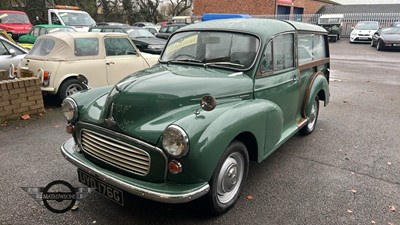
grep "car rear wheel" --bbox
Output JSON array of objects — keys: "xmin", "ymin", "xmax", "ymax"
[
  {"xmin": 299, "ymin": 95, "xmax": 320, "ymax": 136},
  {"xmin": 208, "ymin": 141, "xmax": 249, "ymax": 214},
  {"xmin": 376, "ymin": 39, "xmax": 384, "ymax": 51},
  {"xmin": 58, "ymin": 79, "xmax": 84, "ymax": 101}
]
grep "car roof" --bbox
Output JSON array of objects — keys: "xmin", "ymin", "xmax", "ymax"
[
  {"xmin": 178, "ymin": 18, "xmax": 326, "ymax": 38},
  {"xmin": 319, "ymin": 14, "xmax": 344, "ymax": 19},
  {"xmin": 27, "ymin": 32, "xmax": 132, "ymax": 60}
]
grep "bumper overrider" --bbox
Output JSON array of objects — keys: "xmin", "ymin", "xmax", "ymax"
[{"xmin": 61, "ymin": 138, "xmax": 210, "ymax": 203}]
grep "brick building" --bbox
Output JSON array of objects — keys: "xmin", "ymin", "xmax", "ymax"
[{"xmin": 193, "ymin": 0, "xmax": 338, "ymax": 17}]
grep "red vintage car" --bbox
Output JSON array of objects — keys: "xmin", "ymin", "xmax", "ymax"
[{"xmin": 0, "ymin": 10, "xmax": 32, "ymax": 41}]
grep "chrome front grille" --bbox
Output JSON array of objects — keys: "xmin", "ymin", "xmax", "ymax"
[{"xmin": 81, "ymin": 130, "xmax": 150, "ymax": 176}]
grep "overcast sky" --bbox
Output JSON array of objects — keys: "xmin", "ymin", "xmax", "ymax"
[{"xmin": 332, "ymin": 0, "xmax": 400, "ymax": 4}]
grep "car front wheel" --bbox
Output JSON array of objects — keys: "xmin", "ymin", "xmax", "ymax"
[
  {"xmin": 377, "ymin": 39, "xmax": 384, "ymax": 51},
  {"xmin": 58, "ymin": 79, "xmax": 84, "ymax": 101},
  {"xmin": 299, "ymin": 95, "xmax": 320, "ymax": 136},
  {"xmin": 371, "ymin": 40, "xmax": 376, "ymax": 47},
  {"xmin": 208, "ymin": 141, "xmax": 249, "ymax": 214}
]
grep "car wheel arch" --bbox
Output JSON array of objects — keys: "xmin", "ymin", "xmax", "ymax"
[
  {"xmin": 56, "ymin": 74, "xmax": 86, "ymax": 100},
  {"xmin": 301, "ymin": 72, "xmax": 329, "ymax": 119},
  {"xmin": 176, "ymin": 100, "xmax": 277, "ymax": 181}
]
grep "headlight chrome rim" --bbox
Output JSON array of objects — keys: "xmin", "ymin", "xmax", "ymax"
[
  {"xmin": 61, "ymin": 97, "xmax": 78, "ymax": 122},
  {"xmin": 162, "ymin": 125, "xmax": 189, "ymax": 158}
]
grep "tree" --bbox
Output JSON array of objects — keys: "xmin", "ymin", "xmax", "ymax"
[{"xmin": 168, "ymin": 0, "xmax": 192, "ymax": 16}]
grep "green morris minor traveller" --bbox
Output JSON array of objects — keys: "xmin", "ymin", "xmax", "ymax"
[{"xmin": 61, "ymin": 18, "xmax": 330, "ymax": 214}]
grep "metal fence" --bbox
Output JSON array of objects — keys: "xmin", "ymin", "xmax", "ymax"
[{"xmin": 253, "ymin": 13, "xmax": 400, "ymax": 37}]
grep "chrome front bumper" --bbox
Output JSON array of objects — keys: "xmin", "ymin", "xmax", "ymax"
[{"xmin": 61, "ymin": 138, "xmax": 210, "ymax": 204}]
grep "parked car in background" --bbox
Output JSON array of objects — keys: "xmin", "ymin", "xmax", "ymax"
[
  {"xmin": 17, "ymin": 32, "xmax": 159, "ymax": 100},
  {"xmin": 0, "ymin": 10, "xmax": 32, "ymax": 41},
  {"xmin": 349, "ymin": 21, "xmax": 379, "ymax": 43},
  {"xmin": 60, "ymin": 18, "xmax": 330, "ymax": 214},
  {"xmin": 391, "ymin": 21, "xmax": 400, "ymax": 27},
  {"xmin": 18, "ymin": 24, "xmax": 76, "ymax": 44},
  {"xmin": 132, "ymin": 22, "xmax": 155, "ymax": 27},
  {"xmin": 96, "ymin": 22, "xmax": 129, "ymax": 26},
  {"xmin": 155, "ymin": 23, "xmax": 187, "ymax": 40},
  {"xmin": 371, "ymin": 26, "xmax": 400, "ymax": 50},
  {"xmin": 0, "ymin": 28, "xmax": 31, "ymax": 49},
  {"xmin": 0, "ymin": 36, "xmax": 27, "ymax": 78},
  {"xmin": 89, "ymin": 25, "xmax": 166, "ymax": 54},
  {"xmin": 317, "ymin": 14, "xmax": 344, "ymax": 42},
  {"xmin": 144, "ymin": 26, "xmax": 158, "ymax": 35}
]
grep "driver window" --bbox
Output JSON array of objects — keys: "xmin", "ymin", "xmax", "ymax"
[
  {"xmin": 257, "ymin": 33, "xmax": 294, "ymax": 76},
  {"xmin": 51, "ymin": 13, "xmax": 61, "ymax": 25}
]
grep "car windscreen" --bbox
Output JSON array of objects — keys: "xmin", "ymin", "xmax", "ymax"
[
  {"xmin": 0, "ymin": 12, "xmax": 30, "ymax": 24},
  {"xmin": 161, "ymin": 31, "xmax": 260, "ymax": 70},
  {"xmin": 28, "ymin": 38, "xmax": 56, "ymax": 56},
  {"xmin": 355, "ymin": 22, "xmax": 379, "ymax": 30},
  {"xmin": 59, "ymin": 12, "xmax": 95, "ymax": 26},
  {"xmin": 319, "ymin": 18, "xmax": 341, "ymax": 24},
  {"xmin": 381, "ymin": 27, "xmax": 400, "ymax": 34}
]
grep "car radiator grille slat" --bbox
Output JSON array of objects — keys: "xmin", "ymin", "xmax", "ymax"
[{"xmin": 81, "ymin": 130, "xmax": 150, "ymax": 176}]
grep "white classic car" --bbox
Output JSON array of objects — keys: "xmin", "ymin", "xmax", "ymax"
[{"xmin": 15, "ymin": 32, "xmax": 159, "ymax": 100}]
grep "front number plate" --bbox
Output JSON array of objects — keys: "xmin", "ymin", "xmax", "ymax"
[{"xmin": 78, "ymin": 169, "xmax": 124, "ymax": 205}]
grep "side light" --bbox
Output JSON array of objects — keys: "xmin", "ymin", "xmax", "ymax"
[{"xmin": 168, "ymin": 160, "xmax": 182, "ymax": 174}]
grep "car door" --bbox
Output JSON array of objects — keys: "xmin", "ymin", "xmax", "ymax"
[
  {"xmin": 254, "ymin": 33, "xmax": 301, "ymax": 152},
  {"xmin": 104, "ymin": 37, "xmax": 149, "ymax": 84}
]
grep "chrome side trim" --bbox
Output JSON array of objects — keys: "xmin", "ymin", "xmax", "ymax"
[{"xmin": 61, "ymin": 138, "xmax": 210, "ymax": 204}]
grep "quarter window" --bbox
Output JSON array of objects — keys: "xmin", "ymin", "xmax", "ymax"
[
  {"xmin": 74, "ymin": 38, "xmax": 99, "ymax": 56},
  {"xmin": 29, "ymin": 38, "xmax": 55, "ymax": 56},
  {"xmin": 298, "ymin": 34, "xmax": 326, "ymax": 64}
]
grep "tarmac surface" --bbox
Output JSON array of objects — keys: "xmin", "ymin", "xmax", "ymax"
[{"xmin": 1, "ymin": 39, "xmax": 399, "ymax": 225}]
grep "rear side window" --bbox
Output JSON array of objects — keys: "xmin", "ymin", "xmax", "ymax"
[
  {"xmin": 74, "ymin": 38, "xmax": 99, "ymax": 56},
  {"xmin": 28, "ymin": 38, "xmax": 55, "ymax": 56},
  {"xmin": 298, "ymin": 34, "xmax": 326, "ymax": 64}
]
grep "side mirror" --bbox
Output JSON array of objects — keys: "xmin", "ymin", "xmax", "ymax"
[
  {"xmin": 9, "ymin": 49, "xmax": 17, "ymax": 56},
  {"xmin": 200, "ymin": 95, "xmax": 216, "ymax": 111}
]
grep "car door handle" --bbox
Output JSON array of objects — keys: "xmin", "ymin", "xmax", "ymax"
[
  {"xmin": 106, "ymin": 62, "xmax": 115, "ymax": 65},
  {"xmin": 292, "ymin": 75, "xmax": 298, "ymax": 83}
]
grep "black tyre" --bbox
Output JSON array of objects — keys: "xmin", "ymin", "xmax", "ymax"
[
  {"xmin": 376, "ymin": 39, "xmax": 384, "ymax": 51},
  {"xmin": 299, "ymin": 95, "xmax": 320, "ymax": 136},
  {"xmin": 58, "ymin": 79, "xmax": 84, "ymax": 101},
  {"xmin": 208, "ymin": 141, "xmax": 249, "ymax": 214},
  {"xmin": 370, "ymin": 40, "xmax": 376, "ymax": 47}
]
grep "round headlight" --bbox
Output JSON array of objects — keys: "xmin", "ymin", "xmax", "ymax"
[
  {"xmin": 61, "ymin": 97, "xmax": 78, "ymax": 122},
  {"xmin": 162, "ymin": 125, "xmax": 189, "ymax": 158}
]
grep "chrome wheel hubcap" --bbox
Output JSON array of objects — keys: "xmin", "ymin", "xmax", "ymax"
[
  {"xmin": 66, "ymin": 84, "xmax": 82, "ymax": 96},
  {"xmin": 216, "ymin": 152, "xmax": 244, "ymax": 204},
  {"xmin": 307, "ymin": 100, "xmax": 317, "ymax": 130}
]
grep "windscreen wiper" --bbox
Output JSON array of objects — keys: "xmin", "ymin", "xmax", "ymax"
[{"xmin": 205, "ymin": 62, "xmax": 245, "ymax": 68}]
